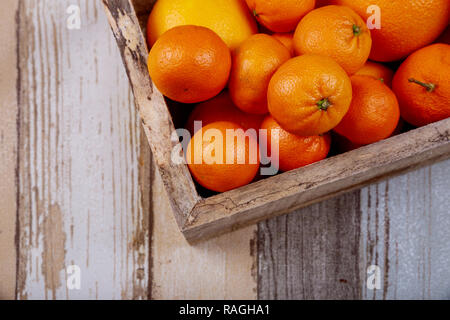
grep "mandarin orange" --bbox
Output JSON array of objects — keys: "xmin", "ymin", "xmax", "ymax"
[
  {"xmin": 185, "ymin": 91, "xmax": 264, "ymax": 135},
  {"xmin": 229, "ymin": 34, "xmax": 291, "ymax": 114},
  {"xmin": 334, "ymin": 75, "xmax": 400, "ymax": 145},
  {"xmin": 355, "ymin": 61, "xmax": 394, "ymax": 88},
  {"xmin": 186, "ymin": 121, "xmax": 260, "ymax": 192},
  {"xmin": 268, "ymin": 55, "xmax": 352, "ymax": 136},
  {"xmin": 272, "ymin": 33, "xmax": 295, "ymax": 57},
  {"xmin": 392, "ymin": 43, "xmax": 450, "ymax": 127},
  {"xmin": 148, "ymin": 25, "xmax": 231, "ymax": 104},
  {"xmin": 245, "ymin": 0, "xmax": 316, "ymax": 33},
  {"xmin": 322, "ymin": 0, "xmax": 450, "ymax": 61},
  {"xmin": 293, "ymin": 5, "xmax": 372, "ymax": 75},
  {"xmin": 261, "ymin": 116, "xmax": 331, "ymax": 172}
]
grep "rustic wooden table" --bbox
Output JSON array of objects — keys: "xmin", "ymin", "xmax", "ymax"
[{"xmin": 1, "ymin": 0, "xmax": 449, "ymax": 300}]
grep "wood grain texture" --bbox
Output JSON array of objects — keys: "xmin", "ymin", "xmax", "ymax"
[
  {"xmin": 150, "ymin": 168, "xmax": 258, "ymax": 300},
  {"xmin": 16, "ymin": 0, "xmax": 150, "ymax": 299},
  {"xmin": 360, "ymin": 160, "xmax": 450, "ymax": 300},
  {"xmin": 258, "ymin": 191, "xmax": 361, "ymax": 300},
  {"xmin": 0, "ymin": 0, "xmax": 19, "ymax": 300},
  {"xmin": 258, "ymin": 159, "xmax": 450, "ymax": 300}
]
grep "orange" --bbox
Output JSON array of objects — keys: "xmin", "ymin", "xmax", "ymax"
[
  {"xmin": 333, "ymin": 117, "xmax": 404, "ymax": 153},
  {"xmin": 392, "ymin": 43, "xmax": 450, "ymax": 127},
  {"xmin": 148, "ymin": 26, "xmax": 231, "ymax": 104},
  {"xmin": 272, "ymin": 33, "xmax": 295, "ymax": 57},
  {"xmin": 229, "ymin": 34, "xmax": 291, "ymax": 114},
  {"xmin": 261, "ymin": 116, "xmax": 331, "ymax": 172},
  {"xmin": 323, "ymin": 0, "xmax": 450, "ymax": 62},
  {"xmin": 293, "ymin": 5, "xmax": 372, "ymax": 75},
  {"xmin": 355, "ymin": 61, "xmax": 394, "ymax": 88},
  {"xmin": 268, "ymin": 54, "xmax": 352, "ymax": 136},
  {"xmin": 186, "ymin": 121, "xmax": 260, "ymax": 192},
  {"xmin": 185, "ymin": 91, "xmax": 264, "ymax": 134},
  {"xmin": 245, "ymin": 0, "xmax": 316, "ymax": 33},
  {"xmin": 334, "ymin": 75, "xmax": 400, "ymax": 145},
  {"xmin": 147, "ymin": 0, "xmax": 258, "ymax": 51}
]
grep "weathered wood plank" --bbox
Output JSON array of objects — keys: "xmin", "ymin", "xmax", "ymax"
[
  {"xmin": 150, "ymin": 167, "xmax": 258, "ymax": 300},
  {"xmin": 0, "ymin": 0, "xmax": 19, "ymax": 300},
  {"xmin": 360, "ymin": 160, "xmax": 450, "ymax": 300},
  {"xmin": 16, "ymin": 0, "xmax": 150, "ymax": 299},
  {"xmin": 258, "ymin": 159, "xmax": 450, "ymax": 300},
  {"xmin": 258, "ymin": 191, "xmax": 361, "ymax": 300}
]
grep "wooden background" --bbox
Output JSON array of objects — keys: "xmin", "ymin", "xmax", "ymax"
[{"xmin": 1, "ymin": 0, "xmax": 449, "ymax": 300}]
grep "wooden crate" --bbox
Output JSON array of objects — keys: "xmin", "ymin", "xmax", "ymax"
[{"xmin": 102, "ymin": 0, "xmax": 450, "ymax": 243}]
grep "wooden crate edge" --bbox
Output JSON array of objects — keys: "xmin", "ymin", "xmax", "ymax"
[
  {"xmin": 183, "ymin": 118, "xmax": 450, "ymax": 243},
  {"xmin": 102, "ymin": 0, "xmax": 200, "ymax": 230},
  {"xmin": 103, "ymin": 0, "xmax": 450, "ymax": 244}
]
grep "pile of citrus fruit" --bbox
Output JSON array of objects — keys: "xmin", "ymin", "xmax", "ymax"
[{"xmin": 147, "ymin": 0, "xmax": 450, "ymax": 193}]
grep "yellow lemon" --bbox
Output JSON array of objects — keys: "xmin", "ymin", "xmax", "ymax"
[{"xmin": 147, "ymin": 0, "xmax": 258, "ymax": 51}]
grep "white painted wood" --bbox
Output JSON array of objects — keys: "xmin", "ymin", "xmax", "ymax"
[
  {"xmin": 360, "ymin": 159, "xmax": 450, "ymax": 300},
  {"xmin": 16, "ymin": 0, "xmax": 149, "ymax": 299},
  {"xmin": 150, "ymin": 170, "xmax": 258, "ymax": 300},
  {"xmin": 258, "ymin": 160, "xmax": 450, "ymax": 300},
  {"xmin": 13, "ymin": 0, "xmax": 257, "ymax": 301}
]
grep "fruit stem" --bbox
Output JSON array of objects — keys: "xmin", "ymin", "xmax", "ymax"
[
  {"xmin": 408, "ymin": 78, "xmax": 436, "ymax": 92},
  {"xmin": 353, "ymin": 24, "xmax": 361, "ymax": 36},
  {"xmin": 317, "ymin": 98, "xmax": 331, "ymax": 111},
  {"xmin": 252, "ymin": 9, "xmax": 259, "ymax": 17}
]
